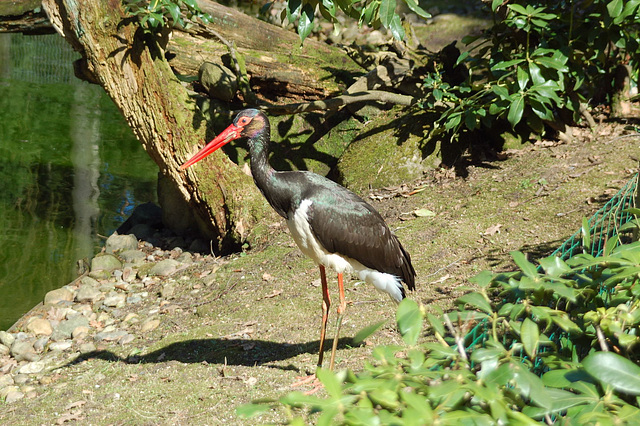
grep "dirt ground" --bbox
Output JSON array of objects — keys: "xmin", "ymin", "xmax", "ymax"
[{"xmin": 1, "ymin": 117, "xmax": 639, "ymax": 424}]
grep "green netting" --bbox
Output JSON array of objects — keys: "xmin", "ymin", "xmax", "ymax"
[{"xmin": 463, "ymin": 172, "xmax": 639, "ymax": 353}]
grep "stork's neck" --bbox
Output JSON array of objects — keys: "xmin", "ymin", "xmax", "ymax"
[{"xmin": 247, "ymin": 131, "xmax": 293, "ymax": 218}]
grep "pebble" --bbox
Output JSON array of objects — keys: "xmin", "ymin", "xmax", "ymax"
[
  {"xmin": 120, "ymin": 249, "xmax": 147, "ymax": 265},
  {"xmin": 11, "ymin": 340, "xmax": 37, "ymax": 362},
  {"xmin": 26, "ymin": 318, "xmax": 53, "ymax": 336},
  {"xmin": 44, "ymin": 288, "xmax": 74, "ymax": 305},
  {"xmin": 55, "ymin": 316, "xmax": 90, "ymax": 340},
  {"xmin": 79, "ymin": 342, "xmax": 97, "ymax": 354},
  {"xmin": 76, "ymin": 281, "xmax": 103, "ymax": 303},
  {"xmin": 103, "ymin": 292, "xmax": 126, "ymax": 308},
  {"xmin": 161, "ymin": 282, "xmax": 176, "ymax": 299},
  {"xmin": 141, "ymin": 319, "xmax": 160, "ymax": 333},
  {"xmin": 0, "ymin": 216, "xmax": 205, "ymax": 406},
  {"xmin": 49, "ymin": 341, "xmax": 73, "ymax": 352},
  {"xmin": 105, "ymin": 234, "xmax": 138, "ymax": 254},
  {"xmin": 1, "ymin": 386, "xmax": 23, "ymax": 403},
  {"xmin": 17, "ymin": 361, "xmax": 45, "ymax": 375},
  {"xmin": 0, "ymin": 331, "xmax": 15, "ymax": 347},
  {"xmin": 72, "ymin": 326, "xmax": 90, "ymax": 340},
  {"xmin": 0, "ymin": 374, "xmax": 14, "ymax": 387},
  {"xmin": 150, "ymin": 259, "xmax": 180, "ymax": 276},
  {"xmin": 94, "ymin": 330, "xmax": 128, "ymax": 342},
  {"xmin": 91, "ymin": 254, "xmax": 122, "ymax": 272}
]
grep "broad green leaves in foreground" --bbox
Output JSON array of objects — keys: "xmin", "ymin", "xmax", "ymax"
[{"xmin": 239, "ymin": 236, "xmax": 640, "ymax": 423}]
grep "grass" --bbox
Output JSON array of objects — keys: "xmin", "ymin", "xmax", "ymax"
[{"xmin": 2, "ymin": 121, "xmax": 639, "ymax": 424}]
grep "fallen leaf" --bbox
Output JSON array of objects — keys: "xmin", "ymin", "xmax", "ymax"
[
  {"xmin": 414, "ymin": 208, "xmax": 436, "ymax": 217},
  {"xmin": 262, "ymin": 273, "xmax": 274, "ymax": 282},
  {"xmin": 484, "ymin": 224, "xmax": 503, "ymax": 236},
  {"xmin": 64, "ymin": 400, "xmax": 86, "ymax": 410}
]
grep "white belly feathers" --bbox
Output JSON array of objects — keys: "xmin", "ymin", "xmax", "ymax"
[{"xmin": 286, "ymin": 199, "xmax": 404, "ymax": 302}]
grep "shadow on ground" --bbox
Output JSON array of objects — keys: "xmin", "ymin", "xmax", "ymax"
[{"xmin": 66, "ymin": 336, "xmax": 357, "ymax": 372}]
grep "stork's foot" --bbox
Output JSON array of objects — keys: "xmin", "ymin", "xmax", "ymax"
[{"xmin": 291, "ymin": 374, "xmax": 323, "ymax": 395}]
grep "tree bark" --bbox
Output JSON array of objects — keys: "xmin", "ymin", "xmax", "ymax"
[{"xmin": 41, "ymin": 0, "xmax": 269, "ymax": 252}]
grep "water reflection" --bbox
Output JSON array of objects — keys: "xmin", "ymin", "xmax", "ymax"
[{"xmin": 0, "ymin": 33, "xmax": 158, "ymax": 330}]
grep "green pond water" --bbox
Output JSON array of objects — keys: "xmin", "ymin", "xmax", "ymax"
[{"xmin": 0, "ymin": 33, "xmax": 158, "ymax": 331}]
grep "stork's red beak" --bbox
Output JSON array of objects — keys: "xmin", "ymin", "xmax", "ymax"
[{"xmin": 180, "ymin": 123, "xmax": 242, "ymax": 170}]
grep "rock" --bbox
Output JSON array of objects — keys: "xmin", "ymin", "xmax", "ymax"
[
  {"xmin": 79, "ymin": 342, "xmax": 96, "ymax": 354},
  {"xmin": 141, "ymin": 319, "xmax": 160, "ymax": 333},
  {"xmin": 55, "ymin": 316, "xmax": 90, "ymax": 340},
  {"xmin": 123, "ymin": 313, "xmax": 139, "ymax": 323},
  {"xmin": 120, "ymin": 249, "xmax": 147, "ymax": 265},
  {"xmin": 10, "ymin": 339, "xmax": 37, "ymax": 362},
  {"xmin": 72, "ymin": 326, "xmax": 90, "ymax": 340},
  {"xmin": 150, "ymin": 259, "xmax": 180, "ymax": 276},
  {"xmin": 0, "ymin": 343, "xmax": 9, "ymax": 356},
  {"xmin": 105, "ymin": 233, "xmax": 138, "ymax": 254},
  {"xmin": 177, "ymin": 252, "xmax": 193, "ymax": 264},
  {"xmin": 199, "ymin": 62, "xmax": 237, "ymax": 101},
  {"xmin": 0, "ymin": 331, "xmax": 15, "ymax": 347},
  {"xmin": 44, "ymin": 287, "xmax": 74, "ymax": 305},
  {"xmin": 1, "ymin": 386, "xmax": 23, "ymax": 403},
  {"xmin": 26, "ymin": 318, "xmax": 53, "ymax": 336},
  {"xmin": 161, "ymin": 282, "xmax": 176, "ymax": 299},
  {"xmin": 103, "ymin": 292, "xmax": 126, "ymax": 308},
  {"xmin": 33, "ymin": 337, "xmax": 49, "ymax": 352},
  {"xmin": 49, "ymin": 341, "xmax": 73, "ymax": 352},
  {"xmin": 13, "ymin": 374, "xmax": 30, "ymax": 385},
  {"xmin": 17, "ymin": 361, "xmax": 45, "ymax": 375},
  {"xmin": 76, "ymin": 282, "xmax": 102, "ymax": 303},
  {"xmin": 126, "ymin": 294, "xmax": 143, "ymax": 305},
  {"xmin": 91, "ymin": 254, "xmax": 122, "ymax": 272},
  {"xmin": 119, "ymin": 334, "xmax": 135, "ymax": 345},
  {"xmin": 0, "ymin": 374, "xmax": 14, "ymax": 387},
  {"xmin": 94, "ymin": 329, "xmax": 128, "ymax": 342}
]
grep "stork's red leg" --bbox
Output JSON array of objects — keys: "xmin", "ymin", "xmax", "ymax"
[
  {"xmin": 317, "ymin": 265, "xmax": 331, "ymax": 367},
  {"xmin": 329, "ymin": 272, "xmax": 347, "ymax": 370}
]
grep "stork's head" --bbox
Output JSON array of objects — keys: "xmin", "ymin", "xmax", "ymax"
[{"xmin": 180, "ymin": 109, "xmax": 268, "ymax": 170}]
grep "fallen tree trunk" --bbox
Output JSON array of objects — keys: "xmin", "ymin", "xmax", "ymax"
[{"xmin": 41, "ymin": 0, "xmax": 272, "ymax": 252}]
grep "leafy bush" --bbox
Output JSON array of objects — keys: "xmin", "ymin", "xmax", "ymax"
[
  {"xmin": 281, "ymin": 0, "xmax": 431, "ymax": 41},
  {"xmin": 123, "ymin": 0, "xmax": 212, "ymax": 32},
  {"xmin": 424, "ymin": 0, "xmax": 640, "ymax": 141},
  {"xmin": 240, "ymin": 214, "xmax": 640, "ymax": 424}
]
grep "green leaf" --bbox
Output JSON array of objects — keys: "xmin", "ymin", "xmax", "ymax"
[
  {"xmin": 491, "ymin": 84, "xmax": 510, "ymax": 100},
  {"xmin": 491, "ymin": 59, "xmax": 524, "ymax": 71},
  {"xmin": 533, "ymin": 56, "xmax": 568, "ymax": 72},
  {"xmin": 426, "ymin": 313, "xmax": 445, "ymax": 336},
  {"xmin": 507, "ymin": 94, "xmax": 524, "ymax": 127},
  {"xmin": 352, "ymin": 320, "xmax": 386, "ymax": 345},
  {"xmin": 539, "ymin": 255, "xmax": 571, "ymax": 277},
  {"xmin": 379, "ymin": 0, "xmax": 396, "ymax": 28},
  {"xmin": 457, "ymin": 292, "xmax": 492, "ymax": 314},
  {"xmin": 511, "ymin": 251, "xmax": 538, "ymax": 278},
  {"xmin": 404, "ymin": 0, "xmax": 431, "ymax": 19},
  {"xmin": 607, "ymin": 0, "xmax": 624, "ymax": 17},
  {"xmin": 236, "ymin": 403, "xmax": 271, "ymax": 418},
  {"xmin": 521, "ymin": 317, "xmax": 539, "ymax": 358},
  {"xmin": 583, "ymin": 352, "xmax": 640, "ymax": 395},
  {"xmin": 517, "ymin": 66, "xmax": 529, "ymax": 90},
  {"xmin": 470, "ymin": 270, "xmax": 494, "ymax": 288},
  {"xmin": 316, "ymin": 368, "xmax": 342, "ymax": 399},
  {"xmin": 388, "ymin": 14, "xmax": 405, "ymax": 40},
  {"xmin": 297, "ymin": 3, "xmax": 315, "ymax": 40},
  {"xmin": 397, "ymin": 298, "xmax": 422, "ymax": 345},
  {"xmin": 513, "ymin": 364, "xmax": 552, "ymax": 409},
  {"xmin": 286, "ymin": 0, "xmax": 302, "ymax": 23}
]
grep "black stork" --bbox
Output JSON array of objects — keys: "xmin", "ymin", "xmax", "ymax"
[{"xmin": 180, "ymin": 109, "xmax": 416, "ymax": 370}]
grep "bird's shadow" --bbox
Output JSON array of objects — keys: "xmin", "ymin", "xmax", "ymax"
[{"xmin": 65, "ymin": 336, "xmax": 357, "ymax": 373}]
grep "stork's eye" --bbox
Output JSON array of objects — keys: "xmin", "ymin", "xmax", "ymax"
[{"xmin": 237, "ymin": 116, "xmax": 251, "ymax": 126}]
